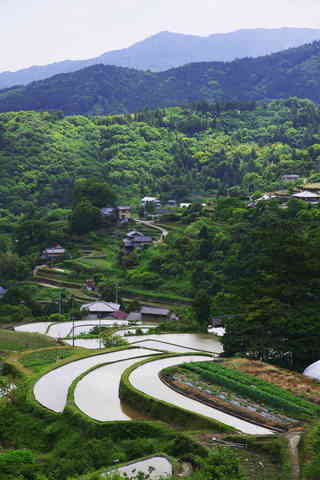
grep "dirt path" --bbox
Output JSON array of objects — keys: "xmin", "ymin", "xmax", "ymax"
[
  {"xmin": 286, "ymin": 432, "xmax": 301, "ymax": 480},
  {"xmin": 6, "ymin": 351, "xmax": 34, "ymax": 376},
  {"xmin": 33, "ymin": 264, "xmax": 47, "ymax": 277},
  {"xmin": 135, "ymin": 219, "xmax": 168, "ymax": 241}
]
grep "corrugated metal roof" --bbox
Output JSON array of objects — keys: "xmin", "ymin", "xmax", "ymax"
[
  {"xmin": 141, "ymin": 307, "xmax": 170, "ymax": 316},
  {"xmin": 80, "ymin": 301, "xmax": 120, "ymax": 312},
  {"xmin": 127, "ymin": 312, "xmax": 142, "ymax": 322}
]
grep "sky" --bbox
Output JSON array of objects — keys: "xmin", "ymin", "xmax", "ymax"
[{"xmin": 1, "ymin": 0, "xmax": 320, "ymax": 73}]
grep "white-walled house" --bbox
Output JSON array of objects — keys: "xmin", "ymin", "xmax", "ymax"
[{"xmin": 80, "ymin": 301, "xmax": 120, "ymax": 319}]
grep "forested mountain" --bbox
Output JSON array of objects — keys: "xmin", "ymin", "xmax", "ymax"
[
  {"xmin": 1, "ymin": 27, "xmax": 320, "ymax": 89},
  {"xmin": 1, "ymin": 41, "xmax": 320, "ymax": 116},
  {"xmin": 1, "ymin": 98, "xmax": 320, "ymax": 217}
]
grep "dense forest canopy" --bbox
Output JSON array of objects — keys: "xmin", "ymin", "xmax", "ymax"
[
  {"xmin": 1, "ymin": 98, "xmax": 320, "ymax": 217},
  {"xmin": 1, "ymin": 27, "xmax": 320, "ymax": 89},
  {"xmin": 1, "ymin": 40, "xmax": 320, "ymax": 115}
]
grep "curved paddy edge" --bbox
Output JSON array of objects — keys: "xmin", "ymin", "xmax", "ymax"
[
  {"xmin": 27, "ymin": 345, "xmax": 139, "ymax": 417},
  {"xmin": 83, "ymin": 454, "xmax": 176, "ymax": 479},
  {"xmin": 65, "ymin": 351, "xmax": 162, "ymax": 420},
  {"xmin": 119, "ymin": 353, "xmax": 235, "ymax": 432}
]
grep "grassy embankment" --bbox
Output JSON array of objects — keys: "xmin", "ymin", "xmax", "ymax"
[
  {"xmin": 0, "ymin": 329, "xmax": 57, "ymax": 355},
  {"xmin": 180, "ymin": 362, "xmax": 320, "ymax": 422},
  {"xmin": 119, "ymin": 354, "xmax": 235, "ymax": 433},
  {"xmin": 0, "ymin": 329, "xmax": 293, "ymax": 480}
]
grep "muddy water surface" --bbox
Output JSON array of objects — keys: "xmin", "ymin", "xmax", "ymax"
[
  {"xmin": 65, "ymin": 333, "xmax": 223, "ymax": 353},
  {"xmin": 304, "ymin": 360, "xmax": 320, "ymax": 380},
  {"xmin": 129, "ymin": 355, "xmax": 273, "ymax": 435},
  {"xmin": 74, "ymin": 355, "xmax": 157, "ymax": 421},
  {"xmin": 34, "ymin": 348, "xmax": 157, "ymax": 412},
  {"xmin": 15, "ymin": 322, "xmax": 51, "ymax": 335},
  {"xmin": 106, "ymin": 456, "xmax": 172, "ymax": 479},
  {"xmin": 48, "ymin": 319, "xmax": 128, "ymax": 338}
]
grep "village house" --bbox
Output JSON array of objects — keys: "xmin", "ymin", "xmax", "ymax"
[
  {"xmin": 127, "ymin": 312, "xmax": 142, "ymax": 324},
  {"xmin": 140, "ymin": 306, "xmax": 170, "ymax": 322},
  {"xmin": 100, "ymin": 207, "xmax": 116, "ymax": 221},
  {"xmin": 141, "ymin": 196, "xmax": 161, "ymax": 208},
  {"xmin": 84, "ymin": 279, "xmax": 96, "ymax": 292},
  {"xmin": 80, "ymin": 301, "xmax": 120, "ymax": 319},
  {"xmin": 42, "ymin": 244, "xmax": 66, "ymax": 263},
  {"xmin": 211, "ymin": 317, "xmax": 224, "ymax": 328},
  {"xmin": 301, "ymin": 183, "xmax": 320, "ymax": 194},
  {"xmin": 0, "ymin": 286, "xmax": 7, "ymax": 299},
  {"xmin": 117, "ymin": 205, "xmax": 131, "ymax": 221},
  {"xmin": 101, "ymin": 206, "xmax": 131, "ymax": 224},
  {"xmin": 110, "ymin": 311, "xmax": 128, "ymax": 320},
  {"xmin": 292, "ymin": 190, "xmax": 320, "ymax": 203},
  {"xmin": 281, "ymin": 174, "xmax": 300, "ymax": 182},
  {"xmin": 123, "ymin": 231, "xmax": 153, "ymax": 251}
]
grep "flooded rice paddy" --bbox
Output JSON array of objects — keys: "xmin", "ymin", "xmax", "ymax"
[
  {"xmin": 33, "ymin": 348, "xmax": 159, "ymax": 412},
  {"xmin": 20, "ymin": 320, "xmax": 271, "ymax": 434},
  {"xmin": 47, "ymin": 319, "xmax": 128, "ymax": 338},
  {"xmin": 129, "ymin": 355, "xmax": 273, "ymax": 435},
  {"xmin": 74, "ymin": 356, "xmax": 155, "ymax": 421},
  {"xmin": 15, "ymin": 322, "xmax": 51, "ymax": 335},
  {"xmin": 304, "ymin": 360, "xmax": 320, "ymax": 380},
  {"xmin": 15, "ymin": 319, "xmax": 129, "ymax": 339},
  {"xmin": 105, "ymin": 456, "xmax": 172, "ymax": 479},
  {"xmin": 65, "ymin": 332, "xmax": 223, "ymax": 354}
]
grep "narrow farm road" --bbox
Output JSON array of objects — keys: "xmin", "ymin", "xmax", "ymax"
[{"xmin": 135, "ymin": 219, "xmax": 168, "ymax": 241}]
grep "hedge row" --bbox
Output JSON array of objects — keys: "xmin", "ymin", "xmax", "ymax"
[
  {"xmin": 184, "ymin": 363, "xmax": 319, "ymax": 420},
  {"xmin": 121, "ymin": 287, "xmax": 192, "ymax": 305},
  {"xmin": 34, "ymin": 273, "xmax": 82, "ymax": 288},
  {"xmin": 119, "ymin": 355, "xmax": 235, "ymax": 432}
]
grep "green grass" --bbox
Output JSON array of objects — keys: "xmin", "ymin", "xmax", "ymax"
[
  {"xmin": 20, "ymin": 348, "xmax": 78, "ymax": 372},
  {"xmin": 183, "ymin": 362, "xmax": 320, "ymax": 420},
  {"xmin": 76, "ymin": 256, "xmax": 111, "ymax": 270},
  {"xmin": 0, "ymin": 329, "xmax": 57, "ymax": 353},
  {"xmin": 122, "ymin": 287, "xmax": 192, "ymax": 303}
]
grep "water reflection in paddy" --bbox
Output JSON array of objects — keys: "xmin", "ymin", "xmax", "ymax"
[
  {"xmin": 304, "ymin": 360, "xmax": 320, "ymax": 380},
  {"xmin": 33, "ymin": 348, "xmax": 157, "ymax": 412},
  {"xmin": 74, "ymin": 356, "xmax": 156, "ymax": 421},
  {"xmin": 105, "ymin": 456, "xmax": 172, "ymax": 479},
  {"xmin": 47, "ymin": 319, "xmax": 129, "ymax": 338},
  {"xmin": 15, "ymin": 322, "xmax": 51, "ymax": 335},
  {"xmin": 129, "ymin": 355, "xmax": 273, "ymax": 435},
  {"xmin": 65, "ymin": 333, "xmax": 223, "ymax": 354}
]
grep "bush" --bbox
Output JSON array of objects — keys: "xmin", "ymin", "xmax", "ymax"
[{"xmin": 0, "ymin": 449, "xmax": 38, "ymax": 480}]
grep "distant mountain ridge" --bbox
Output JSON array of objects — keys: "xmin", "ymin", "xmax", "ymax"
[
  {"xmin": 1, "ymin": 40, "xmax": 320, "ymax": 115},
  {"xmin": 1, "ymin": 27, "xmax": 320, "ymax": 89}
]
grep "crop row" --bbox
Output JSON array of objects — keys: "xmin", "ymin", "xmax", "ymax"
[
  {"xmin": 197, "ymin": 362, "xmax": 320, "ymax": 413},
  {"xmin": 183, "ymin": 362, "xmax": 320, "ymax": 420}
]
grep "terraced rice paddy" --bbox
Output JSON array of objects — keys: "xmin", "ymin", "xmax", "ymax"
[
  {"xmin": 304, "ymin": 360, "xmax": 320, "ymax": 380},
  {"xmin": 33, "ymin": 347, "xmax": 158, "ymax": 412},
  {"xmin": 74, "ymin": 356, "xmax": 156, "ymax": 421},
  {"xmin": 19, "ymin": 320, "xmax": 274, "ymax": 435},
  {"xmin": 65, "ymin": 333, "xmax": 223, "ymax": 354},
  {"xmin": 105, "ymin": 456, "xmax": 173, "ymax": 479},
  {"xmin": 129, "ymin": 356, "xmax": 273, "ymax": 435}
]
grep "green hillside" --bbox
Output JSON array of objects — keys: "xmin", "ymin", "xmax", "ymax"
[
  {"xmin": 1, "ymin": 41, "xmax": 320, "ymax": 115},
  {"xmin": 1, "ymin": 98, "xmax": 320, "ymax": 216}
]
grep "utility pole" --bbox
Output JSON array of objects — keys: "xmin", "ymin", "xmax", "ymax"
[
  {"xmin": 71, "ymin": 296, "xmax": 75, "ymax": 348},
  {"xmin": 115, "ymin": 282, "xmax": 119, "ymax": 304},
  {"xmin": 58, "ymin": 290, "xmax": 62, "ymax": 314}
]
